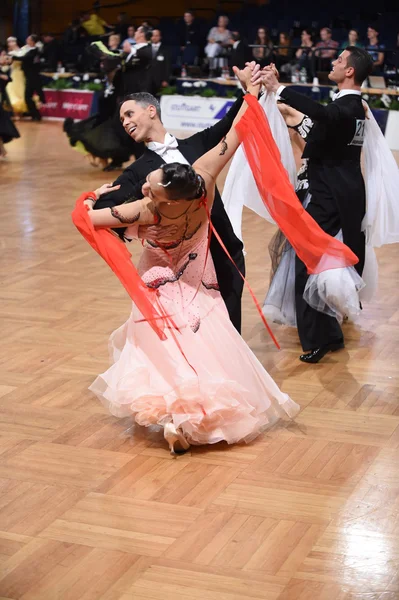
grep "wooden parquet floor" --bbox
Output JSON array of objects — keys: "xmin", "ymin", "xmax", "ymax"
[{"xmin": 1, "ymin": 121, "xmax": 399, "ymax": 600}]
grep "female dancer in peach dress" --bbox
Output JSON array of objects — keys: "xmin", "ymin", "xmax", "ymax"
[{"xmin": 73, "ymin": 65, "xmax": 301, "ymax": 454}]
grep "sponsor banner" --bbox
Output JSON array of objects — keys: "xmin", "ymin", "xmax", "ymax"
[
  {"xmin": 160, "ymin": 95, "xmax": 235, "ymax": 132},
  {"xmin": 41, "ymin": 89, "xmax": 94, "ymax": 120}
]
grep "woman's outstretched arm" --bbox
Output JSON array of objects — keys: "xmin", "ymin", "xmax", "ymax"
[
  {"xmin": 84, "ymin": 183, "xmax": 156, "ymax": 228},
  {"xmin": 192, "ymin": 64, "xmax": 260, "ymax": 182}
]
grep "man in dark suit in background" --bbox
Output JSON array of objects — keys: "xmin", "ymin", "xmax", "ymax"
[
  {"xmin": 41, "ymin": 33, "xmax": 60, "ymax": 71},
  {"xmin": 122, "ymin": 26, "xmax": 152, "ymax": 95},
  {"xmin": 178, "ymin": 10, "xmax": 203, "ymax": 65},
  {"xmin": 149, "ymin": 29, "xmax": 171, "ymax": 96},
  {"xmin": 95, "ymin": 91, "xmax": 245, "ymax": 332},
  {"xmin": 260, "ymin": 47, "xmax": 373, "ymax": 362},
  {"xmin": 229, "ymin": 32, "xmax": 250, "ymax": 71},
  {"xmin": 20, "ymin": 34, "xmax": 45, "ymax": 121}
]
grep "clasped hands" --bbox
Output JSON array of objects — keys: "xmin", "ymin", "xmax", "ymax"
[{"xmin": 232, "ymin": 60, "xmax": 281, "ymax": 94}]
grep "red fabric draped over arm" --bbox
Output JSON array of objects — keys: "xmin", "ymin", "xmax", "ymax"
[
  {"xmin": 71, "ymin": 193, "xmax": 167, "ymax": 340},
  {"xmin": 236, "ymin": 94, "xmax": 359, "ymax": 274}
]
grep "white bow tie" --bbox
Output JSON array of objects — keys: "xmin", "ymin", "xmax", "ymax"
[{"xmin": 147, "ymin": 134, "xmax": 179, "ymax": 156}]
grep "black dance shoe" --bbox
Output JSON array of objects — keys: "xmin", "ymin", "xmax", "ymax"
[{"xmin": 299, "ymin": 340, "xmax": 344, "ymax": 364}]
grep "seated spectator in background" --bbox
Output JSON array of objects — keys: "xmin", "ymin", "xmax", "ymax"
[
  {"xmin": 124, "ymin": 26, "xmax": 136, "ymax": 46},
  {"xmin": 179, "ymin": 10, "xmax": 203, "ymax": 65},
  {"xmin": 108, "ymin": 34, "xmax": 121, "ymax": 52},
  {"xmin": 366, "ymin": 25, "xmax": 385, "ymax": 73},
  {"xmin": 228, "ymin": 31, "xmax": 250, "ymax": 71},
  {"xmin": 81, "ymin": 10, "xmax": 110, "ymax": 37},
  {"xmin": 114, "ymin": 12, "xmax": 129, "ymax": 40},
  {"xmin": 205, "ymin": 15, "xmax": 231, "ymax": 75},
  {"xmin": 340, "ymin": 29, "xmax": 363, "ymax": 50},
  {"xmin": 41, "ymin": 33, "xmax": 60, "ymax": 71},
  {"xmin": 149, "ymin": 29, "xmax": 171, "ymax": 95},
  {"xmin": 252, "ymin": 26, "xmax": 274, "ymax": 67},
  {"xmin": 314, "ymin": 27, "xmax": 339, "ymax": 71},
  {"xmin": 294, "ymin": 28, "xmax": 314, "ymax": 80},
  {"xmin": 296, "ymin": 28, "xmax": 314, "ymax": 61},
  {"xmin": 275, "ymin": 32, "xmax": 292, "ymax": 69}
]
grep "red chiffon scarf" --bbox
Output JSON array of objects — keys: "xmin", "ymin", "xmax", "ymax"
[
  {"xmin": 236, "ymin": 94, "xmax": 358, "ymax": 274},
  {"xmin": 71, "ymin": 194, "xmax": 167, "ymax": 340}
]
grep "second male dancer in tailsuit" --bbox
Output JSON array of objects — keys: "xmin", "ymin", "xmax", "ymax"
[
  {"xmin": 259, "ymin": 47, "xmax": 373, "ymax": 362},
  {"xmin": 95, "ymin": 91, "xmax": 245, "ymax": 332},
  {"xmin": 122, "ymin": 26, "xmax": 152, "ymax": 95},
  {"xmin": 20, "ymin": 34, "xmax": 45, "ymax": 121}
]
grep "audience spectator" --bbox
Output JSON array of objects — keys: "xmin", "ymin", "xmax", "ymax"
[
  {"xmin": 4, "ymin": 9, "xmax": 394, "ymax": 94},
  {"xmin": 63, "ymin": 19, "xmax": 89, "ymax": 70},
  {"xmin": 252, "ymin": 27, "xmax": 274, "ymax": 66},
  {"xmin": 294, "ymin": 28, "xmax": 315, "ymax": 80},
  {"xmin": 63, "ymin": 18, "xmax": 85, "ymax": 46},
  {"xmin": 113, "ymin": 12, "xmax": 129, "ymax": 40},
  {"xmin": 229, "ymin": 31, "xmax": 250, "ymax": 71},
  {"xmin": 205, "ymin": 15, "xmax": 231, "ymax": 75},
  {"xmin": 314, "ymin": 27, "xmax": 339, "ymax": 71},
  {"xmin": 149, "ymin": 29, "xmax": 171, "ymax": 95},
  {"xmin": 41, "ymin": 33, "xmax": 60, "ymax": 71},
  {"xmin": 179, "ymin": 11, "xmax": 203, "ymax": 65},
  {"xmin": 389, "ymin": 32, "xmax": 399, "ymax": 70},
  {"xmin": 275, "ymin": 32, "xmax": 292, "ymax": 69},
  {"xmin": 366, "ymin": 25, "xmax": 385, "ymax": 73},
  {"xmin": 124, "ymin": 26, "xmax": 136, "ymax": 46},
  {"xmin": 340, "ymin": 29, "xmax": 363, "ymax": 50},
  {"xmin": 296, "ymin": 28, "xmax": 314, "ymax": 60},
  {"xmin": 81, "ymin": 10, "xmax": 110, "ymax": 37},
  {"xmin": 108, "ymin": 34, "xmax": 121, "ymax": 52}
]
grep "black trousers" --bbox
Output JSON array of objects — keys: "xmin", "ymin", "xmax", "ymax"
[
  {"xmin": 25, "ymin": 76, "xmax": 45, "ymax": 120},
  {"xmin": 295, "ymin": 190, "xmax": 343, "ymax": 351},
  {"xmin": 295, "ymin": 161, "xmax": 365, "ymax": 351}
]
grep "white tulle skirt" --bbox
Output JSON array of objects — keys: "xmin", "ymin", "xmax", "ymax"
[{"xmin": 263, "ymin": 225, "xmax": 368, "ymax": 327}]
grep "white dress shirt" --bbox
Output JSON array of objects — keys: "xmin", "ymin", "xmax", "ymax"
[
  {"xmin": 126, "ymin": 42, "xmax": 148, "ymax": 62},
  {"xmin": 147, "ymin": 133, "xmax": 190, "ymax": 165},
  {"xmin": 332, "ymin": 89, "xmax": 362, "ymax": 100},
  {"xmin": 151, "ymin": 42, "xmax": 161, "ymax": 57}
]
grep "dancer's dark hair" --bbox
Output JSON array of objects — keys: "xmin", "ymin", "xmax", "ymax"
[
  {"xmin": 345, "ymin": 46, "xmax": 373, "ymax": 85},
  {"xmin": 160, "ymin": 163, "xmax": 207, "ymax": 201},
  {"xmin": 120, "ymin": 92, "xmax": 161, "ymax": 119}
]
